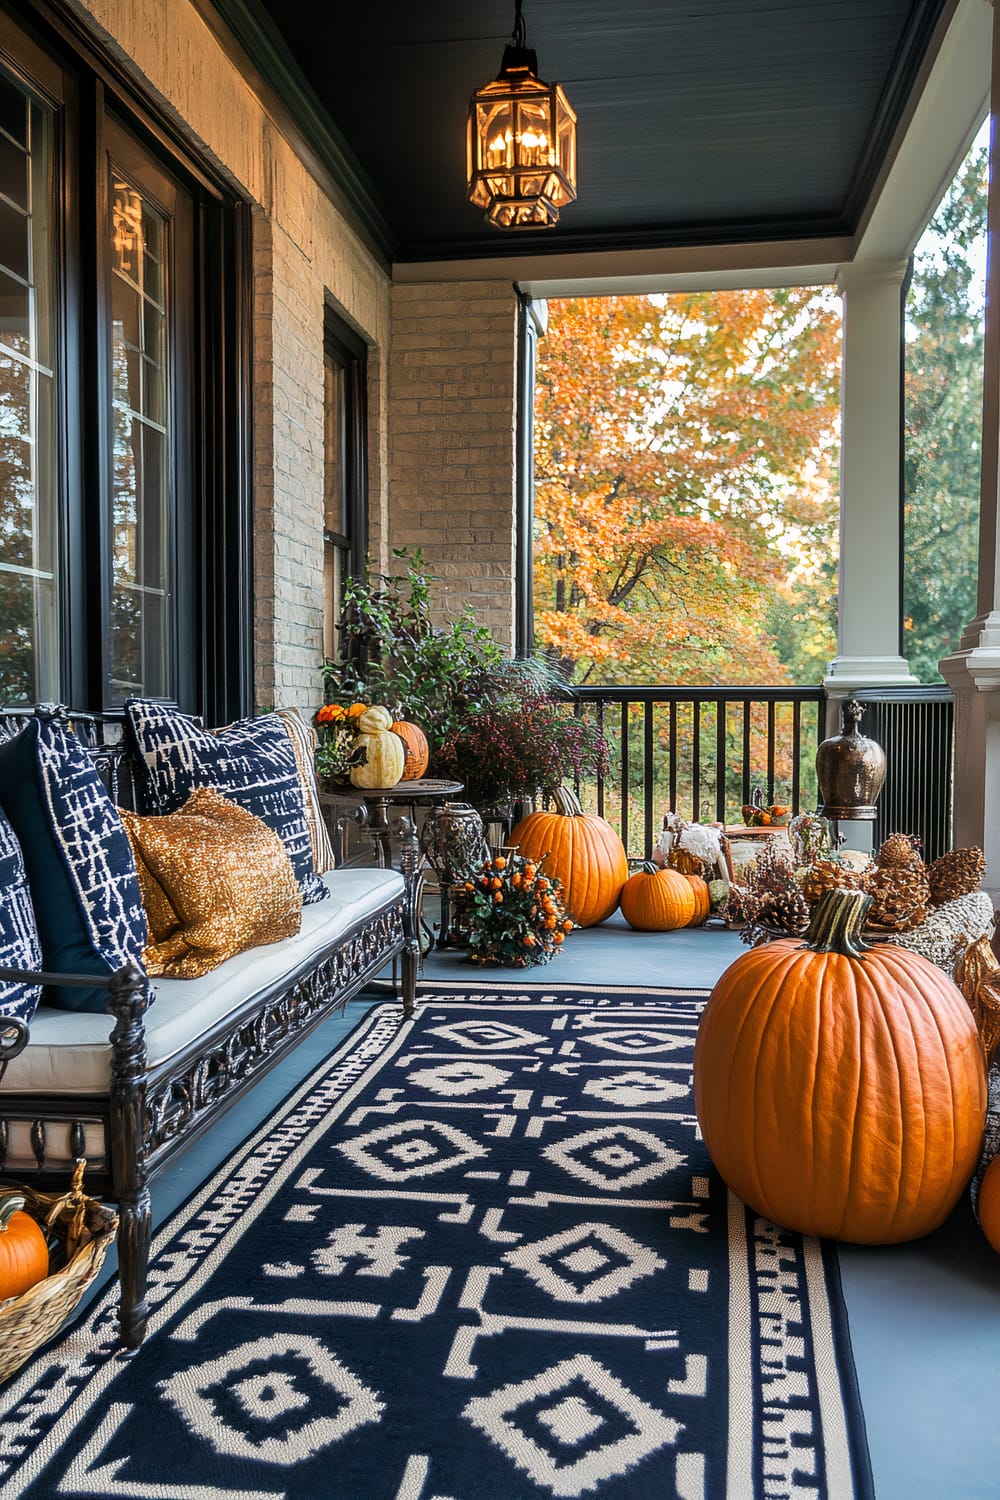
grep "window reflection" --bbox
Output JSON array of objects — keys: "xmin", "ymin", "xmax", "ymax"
[
  {"xmin": 109, "ymin": 174, "xmax": 171, "ymax": 702},
  {"xmin": 0, "ymin": 70, "xmax": 57, "ymax": 705}
]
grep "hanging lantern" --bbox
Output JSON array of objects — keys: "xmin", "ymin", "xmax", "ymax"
[{"xmin": 466, "ymin": 0, "xmax": 577, "ymax": 230}]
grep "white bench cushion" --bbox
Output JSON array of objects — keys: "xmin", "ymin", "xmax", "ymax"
[{"xmin": 2, "ymin": 867, "xmax": 403, "ymax": 1098}]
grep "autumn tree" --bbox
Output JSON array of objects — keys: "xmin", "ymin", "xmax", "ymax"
[
  {"xmin": 903, "ymin": 137, "xmax": 987, "ymax": 682},
  {"xmin": 533, "ymin": 289, "xmax": 841, "ymax": 685}
]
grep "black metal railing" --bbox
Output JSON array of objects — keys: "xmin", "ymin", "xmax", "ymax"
[
  {"xmin": 852, "ymin": 687, "xmax": 954, "ymax": 862},
  {"xmin": 563, "ymin": 686, "xmax": 826, "ymax": 859}
]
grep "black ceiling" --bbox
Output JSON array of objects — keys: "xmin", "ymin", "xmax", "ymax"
[{"xmin": 215, "ymin": 0, "xmax": 952, "ymax": 264}]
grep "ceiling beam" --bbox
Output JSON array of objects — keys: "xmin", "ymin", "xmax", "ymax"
[{"xmin": 391, "ymin": 237, "xmax": 854, "ymax": 296}]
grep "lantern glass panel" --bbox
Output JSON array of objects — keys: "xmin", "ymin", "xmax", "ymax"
[
  {"xmin": 555, "ymin": 90, "xmax": 577, "ymax": 201},
  {"xmin": 513, "ymin": 97, "xmax": 553, "ymax": 168},
  {"xmin": 477, "ymin": 97, "xmax": 515, "ymax": 171}
]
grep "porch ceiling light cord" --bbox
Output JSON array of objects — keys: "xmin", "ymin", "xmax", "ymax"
[{"xmin": 466, "ymin": 0, "xmax": 578, "ymax": 229}]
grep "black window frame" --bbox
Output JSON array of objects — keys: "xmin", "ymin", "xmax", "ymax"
[
  {"xmin": 322, "ymin": 305, "xmax": 368, "ymax": 661},
  {"xmin": 0, "ymin": 0, "xmax": 252, "ymax": 723}
]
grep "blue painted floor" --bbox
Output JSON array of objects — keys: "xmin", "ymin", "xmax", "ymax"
[{"xmin": 65, "ymin": 909, "xmax": 1000, "ymax": 1499}]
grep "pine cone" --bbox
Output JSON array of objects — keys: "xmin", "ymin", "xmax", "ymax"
[
  {"xmin": 759, "ymin": 887, "xmax": 811, "ymax": 935},
  {"xmin": 864, "ymin": 863, "xmax": 931, "ymax": 932},
  {"xmin": 875, "ymin": 832, "xmax": 923, "ymax": 870},
  {"xmin": 801, "ymin": 858, "xmax": 861, "ymax": 906},
  {"xmin": 927, "ymin": 847, "xmax": 986, "ymax": 906}
]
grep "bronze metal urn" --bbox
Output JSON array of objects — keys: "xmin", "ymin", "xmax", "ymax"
[{"xmin": 816, "ymin": 700, "xmax": 886, "ymax": 821}]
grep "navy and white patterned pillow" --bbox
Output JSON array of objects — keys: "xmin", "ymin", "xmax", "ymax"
[
  {"xmin": 0, "ymin": 719, "xmax": 149, "ymax": 1012},
  {"xmin": 124, "ymin": 700, "xmax": 329, "ymax": 906},
  {"xmin": 0, "ymin": 805, "xmax": 42, "ymax": 1026}
]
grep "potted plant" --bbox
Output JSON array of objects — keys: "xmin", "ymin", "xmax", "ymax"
[
  {"xmin": 320, "ymin": 548, "xmax": 518, "ymax": 749},
  {"xmin": 318, "ymin": 550, "xmax": 609, "ymax": 814},
  {"xmin": 434, "ymin": 692, "xmax": 609, "ymax": 825},
  {"xmin": 458, "ymin": 851, "xmax": 574, "ymax": 967}
]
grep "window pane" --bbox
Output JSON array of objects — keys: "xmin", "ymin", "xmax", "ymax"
[
  {"xmin": 324, "ymin": 356, "xmax": 347, "ymax": 536},
  {"xmin": 0, "ymin": 74, "xmax": 58, "ymax": 706},
  {"xmin": 109, "ymin": 173, "xmax": 172, "ymax": 702},
  {"xmin": 0, "ymin": 73, "xmax": 27, "ymax": 149},
  {"xmin": 0, "ymin": 199, "xmax": 28, "ymax": 281},
  {"xmin": 0, "ymin": 131, "xmax": 27, "ymax": 211}
]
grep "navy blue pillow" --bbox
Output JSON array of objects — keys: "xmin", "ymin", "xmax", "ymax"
[
  {"xmin": 0, "ymin": 719, "xmax": 149, "ymax": 1012},
  {"xmin": 0, "ymin": 805, "xmax": 43, "ymax": 1027},
  {"xmin": 124, "ymin": 700, "xmax": 328, "ymax": 906}
]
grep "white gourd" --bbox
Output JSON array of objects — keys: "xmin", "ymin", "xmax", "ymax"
[{"xmin": 350, "ymin": 705, "xmax": 405, "ymax": 788}]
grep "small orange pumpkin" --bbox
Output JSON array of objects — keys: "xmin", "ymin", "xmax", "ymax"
[
  {"xmin": 0, "ymin": 1191, "xmax": 48, "ymax": 1298},
  {"xmin": 682, "ymin": 873, "xmax": 711, "ymax": 926},
  {"xmin": 392, "ymin": 720, "xmax": 429, "ymax": 781},
  {"xmin": 619, "ymin": 864, "xmax": 696, "ymax": 931},
  {"xmin": 694, "ymin": 888, "xmax": 987, "ymax": 1244},
  {"xmin": 978, "ymin": 1156, "xmax": 1000, "ymax": 1253},
  {"xmin": 510, "ymin": 786, "xmax": 627, "ymax": 928}
]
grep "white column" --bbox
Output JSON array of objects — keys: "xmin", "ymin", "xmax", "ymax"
[
  {"xmin": 824, "ymin": 259, "xmax": 918, "ymax": 721},
  {"xmin": 941, "ymin": 0, "xmax": 1000, "ymax": 904}
]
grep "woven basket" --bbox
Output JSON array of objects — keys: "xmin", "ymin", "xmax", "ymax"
[{"xmin": 0, "ymin": 1161, "xmax": 117, "ymax": 1384}]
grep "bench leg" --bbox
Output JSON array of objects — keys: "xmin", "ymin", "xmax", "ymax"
[
  {"xmin": 401, "ymin": 941, "xmax": 417, "ymax": 1018},
  {"xmin": 117, "ymin": 1188, "xmax": 152, "ymax": 1347},
  {"xmin": 107, "ymin": 960, "xmax": 153, "ymax": 1349}
]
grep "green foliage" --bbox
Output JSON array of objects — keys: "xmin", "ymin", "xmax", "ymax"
[
  {"xmin": 322, "ymin": 548, "xmax": 537, "ymax": 748},
  {"xmin": 903, "ymin": 137, "xmax": 987, "ymax": 681},
  {"xmin": 321, "ymin": 551, "xmax": 604, "ymax": 809}
]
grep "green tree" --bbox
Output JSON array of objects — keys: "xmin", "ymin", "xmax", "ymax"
[{"xmin": 903, "ymin": 138, "xmax": 988, "ymax": 681}]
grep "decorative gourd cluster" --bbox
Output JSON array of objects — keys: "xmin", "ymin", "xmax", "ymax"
[
  {"xmin": 740, "ymin": 787, "xmax": 790, "ymax": 827},
  {"xmin": 510, "ymin": 788, "xmax": 713, "ymax": 934},
  {"xmin": 459, "ymin": 852, "xmax": 574, "ymax": 966},
  {"xmin": 314, "ymin": 702, "xmax": 428, "ymax": 789}
]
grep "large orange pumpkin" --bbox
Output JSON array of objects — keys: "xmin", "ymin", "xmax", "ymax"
[
  {"xmin": 510, "ymin": 786, "xmax": 627, "ymax": 928},
  {"xmin": 619, "ymin": 864, "xmax": 695, "ymax": 930},
  {"xmin": 682, "ymin": 873, "xmax": 711, "ymax": 926},
  {"xmin": 0, "ymin": 1190, "xmax": 48, "ymax": 1298},
  {"xmin": 392, "ymin": 720, "xmax": 429, "ymax": 781},
  {"xmin": 693, "ymin": 888, "xmax": 987, "ymax": 1244}
]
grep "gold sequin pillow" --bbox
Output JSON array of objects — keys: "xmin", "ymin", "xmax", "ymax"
[{"xmin": 119, "ymin": 788, "xmax": 303, "ymax": 979}]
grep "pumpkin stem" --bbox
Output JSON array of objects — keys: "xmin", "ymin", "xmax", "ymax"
[
  {"xmin": 550, "ymin": 785, "xmax": 584, "ymax": 817},
  {"xmin": 0, "ymin": 1190, "xmax": 26, "ymax": 1232},
  {"xmin": 638, "ymin": 860, "xmax": 660, "ymax": 875},
  {"xmin": 804, "ymin": 887, "xmax": 873, "ymax": 957}
]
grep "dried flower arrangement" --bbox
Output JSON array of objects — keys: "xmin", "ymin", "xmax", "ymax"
[{"xmin": 459, "ymin": 852, "xmax": 574, "ymax": 967}]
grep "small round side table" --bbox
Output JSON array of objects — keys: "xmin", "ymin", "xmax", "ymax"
[{"xmin": 319, "ymin": 778, "xmax": 464, "ymax": 869}]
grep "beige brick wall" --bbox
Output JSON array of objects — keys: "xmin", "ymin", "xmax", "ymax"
[
  {"xmin": 66, "ymin": 0, "xmax": 393, "ymax": 712},
  {"xmin": 388, "ymin": 282, "xmax": 519, "ymax": 649}
]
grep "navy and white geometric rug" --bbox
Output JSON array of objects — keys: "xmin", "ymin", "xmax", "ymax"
[{"xmin": 0, "ymin": 990, "xmax": 873, "ymax": 1499}]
